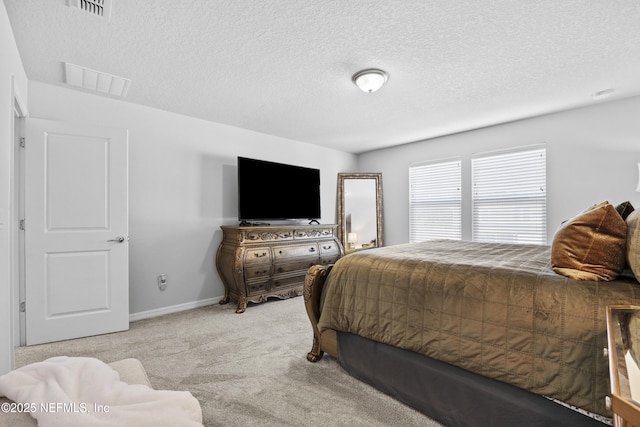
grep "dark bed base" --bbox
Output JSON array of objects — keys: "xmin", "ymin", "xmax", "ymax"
[{"xmin": 337, "ymin": 331, "xmax": 608, "ymax": 427}]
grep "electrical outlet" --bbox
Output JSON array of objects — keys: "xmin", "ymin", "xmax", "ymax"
[{"xmin": 157, "ymin": 274, "xmax": 167, "ymax": 291}]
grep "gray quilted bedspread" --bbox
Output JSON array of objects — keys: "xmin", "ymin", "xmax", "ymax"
[{"xmin": 317, "ymin": 240, "xmax": 640, "ymax": 416}]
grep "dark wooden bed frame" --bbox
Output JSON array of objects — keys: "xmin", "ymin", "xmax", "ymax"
[
  {"xmin": 303, "ymin": 265, "xmax": 338, "ymax": 362},
  {"xmin": 303, "ymin": 264, "xmax": 609, "ymax": 427}
]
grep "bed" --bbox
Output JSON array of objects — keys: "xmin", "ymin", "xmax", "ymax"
[{"xmin": 303, "ymin": 203, "xmax": 640, "ymax": 426}]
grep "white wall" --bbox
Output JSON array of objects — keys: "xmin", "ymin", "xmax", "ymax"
[
  {"xmin": 25, "ymin": 84, "xmax": 640, "ymax": 323},
  {"xmin": 0, "ymin": 1, "xmax": 28, "ymax": 374},
  {"xmin": 359, "ymin": 96, "xmax": 640, "ymax": 246},
  {"xmin": 28, "ymin": 81, "xmax": 357, "ymax": 317}
]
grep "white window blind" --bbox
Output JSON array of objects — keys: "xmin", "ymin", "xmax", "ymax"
[
  {"xmin": 472, "ymin": 147, "xmax": 546, "ymax": 244},
  {"xmin": 409, "ymin": 159, "xmax": 461, "ymax": 242}
]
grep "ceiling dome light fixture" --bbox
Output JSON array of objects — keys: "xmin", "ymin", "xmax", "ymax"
[{"xmin": 352, "ymin": 68, "xmax": 389, "ymax": 93}]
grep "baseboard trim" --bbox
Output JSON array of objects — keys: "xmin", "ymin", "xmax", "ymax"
[{"xmin": 129, "ymin": 297, "xmax": 223, "ymax": 322}]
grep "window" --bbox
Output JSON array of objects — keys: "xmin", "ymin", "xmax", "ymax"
[
  {"xmin": 472, "ymin": 147, "xmax": 546, "ymax": 244},
  {"xmin": 409, "ymin": 159, "xmax": 461, "ymax": 242}
]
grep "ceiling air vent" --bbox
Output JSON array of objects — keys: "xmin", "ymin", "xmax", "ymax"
[
  {"xmin": 64, "ymin": 62, "xmax": 131, "ymax": 97},
  {"xmin": 70, "ymin": 0, "xmax": 113, "ymax": 21}
]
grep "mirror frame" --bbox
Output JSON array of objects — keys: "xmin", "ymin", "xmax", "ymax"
[{"xmin": 337, "ymin": 172, "xmax": 384, "ymax": 251}]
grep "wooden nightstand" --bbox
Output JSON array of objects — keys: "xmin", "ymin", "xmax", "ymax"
[{"xmin": 606, "ymin": 305, "xmax": 640, "ymax": 427}]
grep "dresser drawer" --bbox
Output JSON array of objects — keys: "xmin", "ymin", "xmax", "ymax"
[
  {"xmin": 273, "ymin": 243, "xmax": 318, "ymax": 260},
  {"xmin": 275, "ymin": 259, "xmax": 317, "ymax": 275},
  {"xmin": 294, "ymin": 228, "xmax": 335, "ymax": 239},
  {"xmin": 245, "ymin": 264, "xmax": 272, "ymax": 279},
  {"xmin": 244, "ymin": 247, "xmax": 272, "ymax": 264},
  {"xmin": 320, "ymin": 255, "xmax": 340, "ymax": 265},
  {"xmin": 246, "ymin": 280, "xmax": 269, "ymax": 294},
  {"xmin": 319, "ymin": 241, "xmax": 340, "ymax": 256},
  {"xmin": 271, "ymin": 274, "xmax": 305, "ymax": 289}
]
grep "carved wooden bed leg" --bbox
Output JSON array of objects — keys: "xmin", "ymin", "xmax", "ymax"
[{"xmin": 304, "ymin": 264, "xmax": 333, "ymax": 362}]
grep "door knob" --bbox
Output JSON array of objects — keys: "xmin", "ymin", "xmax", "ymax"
[{"xmin": 108, "ymin": 236, "xmax": 126, "ymax": 243}]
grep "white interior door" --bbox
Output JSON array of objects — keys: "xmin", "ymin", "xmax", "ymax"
[{"xmin": 24, "ymin": 118, "xmax": 129, "ymax": 345}]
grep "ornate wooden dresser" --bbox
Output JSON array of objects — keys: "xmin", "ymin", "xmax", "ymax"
[{"xmin": 216, "ymin": 224, "xmax": 343, "ymax": 313}]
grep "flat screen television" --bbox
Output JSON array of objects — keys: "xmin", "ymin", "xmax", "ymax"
[{"xmin": 237, "ymin": 157, "xmax": 321, "ymax": 222}]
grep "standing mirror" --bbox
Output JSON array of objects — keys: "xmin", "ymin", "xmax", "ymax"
[{"xmin": 337, "ymin": 173, "xmax": 384, "ymax": 253}]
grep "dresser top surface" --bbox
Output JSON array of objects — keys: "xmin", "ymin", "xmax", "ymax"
[{"xmin": 221, "ymin": 224, "xmax": 337, "ymax": 230}]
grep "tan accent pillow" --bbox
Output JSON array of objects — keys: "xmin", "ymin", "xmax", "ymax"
[
  {"xmin": 627, "ymin": 209, "xmax": 640, "ymax": 282},
  {"xmin": 551, "ymin": 201, "xmax": 627, "ymax": 281}
]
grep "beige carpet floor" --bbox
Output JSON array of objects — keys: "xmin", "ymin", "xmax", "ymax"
[{"xmin": 15, "ymin": 297, "xmax": 442, "ymax": 427}]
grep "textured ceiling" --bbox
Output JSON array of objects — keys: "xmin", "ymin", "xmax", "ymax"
[{"xmin": 4, "ymin": 0, "xmax": 640, "ymax": 153}]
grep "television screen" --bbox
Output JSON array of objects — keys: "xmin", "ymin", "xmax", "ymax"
[{"xmin": 237, "ymin": 157, "xmax": 321, "ymax": 222}]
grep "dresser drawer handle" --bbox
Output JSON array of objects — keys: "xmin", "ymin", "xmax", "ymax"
[
  {"xmin": 254, "ymin": 252, "xmax": 267, "ymax": 258},
  {"xmin": 309, "ymin": 247, "xmax": 316, "ymax": 252},
  {"xmin": 322, "ymin": 245, "xmax": 332, "ymax": 250}
]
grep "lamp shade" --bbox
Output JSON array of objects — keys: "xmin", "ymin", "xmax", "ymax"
[{"xmin": 353, "ymin": 69, "xmax": 388, "ymax": 93}]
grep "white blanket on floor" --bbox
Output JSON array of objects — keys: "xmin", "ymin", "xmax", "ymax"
[{"xmin": 0, "ymin": 356, "xmax": 203, "ymax": 427}]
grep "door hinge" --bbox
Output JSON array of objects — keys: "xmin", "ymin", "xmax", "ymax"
[
  {"xmin": 20, "ymin": 302, "xmax": 25, "ymax": 313},
  {"xmin": 19, "ymin": 219, "xmax": 25, "ymax": 230},
  {"xmin": 19, "ymin": 137, "xmax": 25, "ymax": 148}
]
